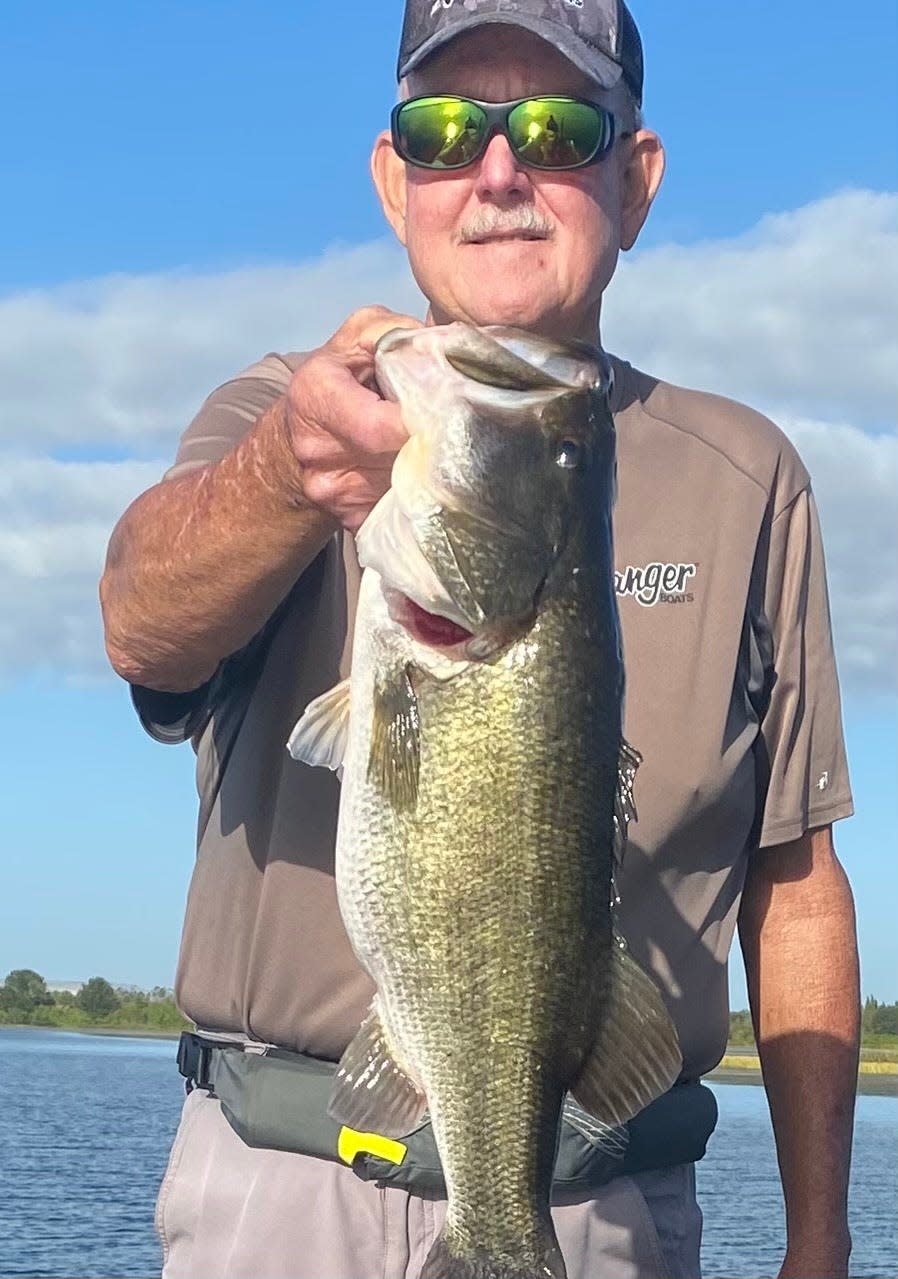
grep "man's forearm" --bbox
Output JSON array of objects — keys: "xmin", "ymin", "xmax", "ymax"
[
  {"xmin": 739, "ymin": 827, "xmax": 860, "ymax": 1277},
  {"xmin": 100, "ymin": 397, "xmax": 335, "ymax": 692}
]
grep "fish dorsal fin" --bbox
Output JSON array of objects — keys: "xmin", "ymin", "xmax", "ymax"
[
  {"xmin": 613, "ymin": 738, "xmax": 642, "ymax": 867},
  {"xmin": 286, "ymin": 679, "xmax": 350, "ymax": 770},
  {"xmin": 329, "ymin": 1002, "xmax": 427, "ymax": 1139},
  {"xmin": 571, "ymin": 940, "xmax": 682, "ymax": 1128},
  {"xmin": 368, "ymin": 667, "xmax": 421, "ymax": 813},
  {"xmin": 443, "ymin": 327, "xmax": 570, "ymax": 391}
]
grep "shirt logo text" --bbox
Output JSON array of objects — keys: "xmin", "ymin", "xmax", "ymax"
[{"xmin": 615, "ymin": 562, "xmax": 697, "ymax": 607}]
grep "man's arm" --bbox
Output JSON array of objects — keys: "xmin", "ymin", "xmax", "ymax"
[
  {"xmin": 739, "ymin": 824, "xmax": 860, "ymax": 1279},
  {"xmin": 100, "ymin": 307, "xmax": 420, "ymax": 693},
  {"xmin": 102, "ymin": 397, "xmax": 333, "ymax": 692}
]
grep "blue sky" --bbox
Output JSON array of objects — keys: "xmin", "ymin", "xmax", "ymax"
[{"xmin": 0, "ymin": 0, "xmax": 895, "ymax": 1008}]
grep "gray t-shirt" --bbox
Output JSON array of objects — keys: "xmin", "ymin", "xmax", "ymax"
[{"xmin": 133, "ymin": 351, "xmax": 853, "ymax": 1078}]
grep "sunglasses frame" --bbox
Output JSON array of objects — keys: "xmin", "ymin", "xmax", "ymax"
[{"xmin": 390, "ymin": 94, "xmax": 618, "ymax": 173}]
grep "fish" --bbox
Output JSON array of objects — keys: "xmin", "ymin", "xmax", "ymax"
[{"xmin": 288, "ymin": 323, "xmax": 682, "ymax": 1279}]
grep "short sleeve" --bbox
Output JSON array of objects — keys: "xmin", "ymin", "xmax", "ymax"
[
  {"xmin": 756, "ymin": 485, "xmax": 854, "ymax": 846},
  {"xmin": 163, "ymin": 351, "xmax": 307, "ymax": 481},
  {"xmin": 130, "ymin": 679, "xmax": 216, "ymax": 745}
]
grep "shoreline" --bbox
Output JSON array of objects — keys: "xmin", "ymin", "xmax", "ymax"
[
  {"xmin": 708, "ymin": 1068, "xmax": 896, "ymax": 1097},
  {"xmin": 709, "ymin": 1056, "xmax": 898, "ymax": 1098},
  {"xmin": 1, "ymin": 1022, "xmax": 182, "ymax": 1040},
  {"xmin": 4, "ymin": 1027, "xmax": 896, "ymax": 1095},
  {"xmin": 77, "ymin": 1026, "xmax": 183, "ymax": 1040}
]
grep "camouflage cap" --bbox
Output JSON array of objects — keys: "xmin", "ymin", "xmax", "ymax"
[{"xmin": 398, "ymin": 0, "xmax": 644, "ymax": 108}]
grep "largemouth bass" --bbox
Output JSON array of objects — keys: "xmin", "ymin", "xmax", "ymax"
[{"xmin": 289, "ymin": 324, "xmax": 681, "ymax": 1279}]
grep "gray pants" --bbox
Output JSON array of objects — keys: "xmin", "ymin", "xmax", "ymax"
[{"xmin": 157, "ymin": 1089, "xmax": 702, "ymax": 1279}]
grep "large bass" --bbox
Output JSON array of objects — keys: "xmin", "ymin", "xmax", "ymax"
[{"xmin": 289, "ymin": 323, "xmax": 681, "ymax": 1279}]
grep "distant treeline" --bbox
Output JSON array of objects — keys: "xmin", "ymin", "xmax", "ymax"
[
  {"xmin": 3, "ymin": 969, "xmax": 897, "ymax": 1044},
  {"xmin": 0, "ymin": 968, "xmax": 190, "ymax": 1032},
  {"xmin": 729, "ymin": 998, "xmax": 898, "ymax": 1048}
]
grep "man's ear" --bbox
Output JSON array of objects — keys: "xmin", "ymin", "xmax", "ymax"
[
  {"xmin": 618, "ymin": 130, "xmax": 665, "ymax": 252},
  {"xmin": 372, "ymin": 131, "xmax": 408, "ymax": 246}
]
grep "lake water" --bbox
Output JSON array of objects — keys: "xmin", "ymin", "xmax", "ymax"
[{"xmin": 0, "ymin": 1027, "xmax": 895, "ymax": 1278}]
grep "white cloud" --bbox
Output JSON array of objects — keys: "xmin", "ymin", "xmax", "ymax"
[
  {"xmin": 0, "ymin": 244, "xmax": 424, "ymax": 454},
  {"xmin": 780, "ymin": 419, "xmax": 897, "ymax": 696},
  {"xmin": 604, "ymin": 189, "xmax": 897, "ymax": 430},
  {"xmin": 0, "ymin": 189, "xmax": 895, "ymax": 691},
  {"xmin": 0, "ymin": 459, "xmax": 163, "ymax": 679}
]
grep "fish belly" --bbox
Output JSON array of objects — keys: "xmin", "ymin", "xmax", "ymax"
[{"xmin": 337, "ymin": 597, "xmax": 620, "ymax": 1247}]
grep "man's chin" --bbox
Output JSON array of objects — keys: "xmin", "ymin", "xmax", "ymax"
[
  {"xmin": 429, "ymin": 281, "xmax": 546, "ymax": 323},
  {"xmin": 433, "ymin": 297, "xmax": 575, "ymax": 339}
]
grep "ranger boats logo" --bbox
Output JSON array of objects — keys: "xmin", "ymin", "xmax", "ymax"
[{"xmin": 615, "ymin": 561, "xmax": 697, "ymax": 607}]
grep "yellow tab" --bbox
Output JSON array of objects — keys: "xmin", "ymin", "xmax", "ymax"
[{"xmin": 338, "ymin": 1126, "xmax": 408, "ymax": 1167}]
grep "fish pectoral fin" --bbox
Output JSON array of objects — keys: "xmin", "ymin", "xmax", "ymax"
[
  {"xmin": 571, "ymin": 942, "xmax": 682, "ymax": 1128},
  {"xmin": 328, "ymin": 1005, "xmax": 427, "ymax": 1139},
  {"xmin": 368, "ymin": 667, "xmax": 420, "ymax": 813},
  {"xmin": 613, "ymin": 738, "xmax": 642, "ymax": 867},
  {"xmin": 286, "ymin": 679, "xmax": 350, "ymax": 770}
]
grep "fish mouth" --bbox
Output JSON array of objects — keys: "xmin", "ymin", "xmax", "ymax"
[
  {"xmin": 387, "ymin": 591, "xmax": 475, "ymax": 652},
  {"xmin": 386, "ymin": 589, "xmax": 538, "ymax": 663}
]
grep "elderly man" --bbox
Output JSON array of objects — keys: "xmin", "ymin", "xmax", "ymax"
[{"xmin": 100, "ymin": 2, "xmax": 860, "ymax": 1277}]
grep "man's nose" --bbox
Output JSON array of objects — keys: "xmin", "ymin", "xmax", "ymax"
[{"xmin": 474, "ymin": 132, "xmax": 534, "ymax": 203}]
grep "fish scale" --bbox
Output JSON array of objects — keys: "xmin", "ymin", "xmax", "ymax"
[
  {"xmin": 288, "ymin": 323, "xmax": 682, "ymax": 1279},
  {"xmin": 341, "ymin": 570, "xmax": 618, "ymax": 1263}
]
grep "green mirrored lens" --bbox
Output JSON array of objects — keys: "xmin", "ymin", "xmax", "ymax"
[
  {"xmin": 397, "ymin": 97, "xmax": 487, "ymax": 169},
  {"xmin": 507, "ymin": 98, "xmax": 607, "ymax": 169}
]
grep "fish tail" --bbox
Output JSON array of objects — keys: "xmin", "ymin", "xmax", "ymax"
[{"xmin": 420, "ymin": 1230, "xmax": 566, "ymax": 1279}]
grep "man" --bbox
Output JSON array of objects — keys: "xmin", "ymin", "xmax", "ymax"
[{"xmin": 100, "ymin": 3, "xmax": 860, "ymax": 1277}]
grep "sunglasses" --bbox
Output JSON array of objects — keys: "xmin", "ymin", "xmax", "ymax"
[{"xmin": 391, "ymin": 95, "xmax": 618, "ymax": 173}]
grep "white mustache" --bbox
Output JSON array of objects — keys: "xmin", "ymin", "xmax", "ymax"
[{"xmin": 459, "ymin": 206, "xmax": 554, "ymax": 243}]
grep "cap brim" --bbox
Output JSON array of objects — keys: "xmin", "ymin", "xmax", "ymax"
[{"xmin": 398, "ymin": 14, "xmax": 623, "ymax": 94}]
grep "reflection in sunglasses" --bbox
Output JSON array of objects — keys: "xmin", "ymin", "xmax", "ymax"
[{"xmin": 393, "ymin": 96, "xmax": 615, "ymax": 171}]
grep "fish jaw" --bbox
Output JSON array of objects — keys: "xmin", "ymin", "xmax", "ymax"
[
  {"xmin": 375, "ymin": 323, "xmax": 608, "ymax": 399},
  {"xmin": 356, "ymin": 472, "xmax": 487, "ymax": 638},
  {"xmin": 356, "ymin": 450, "xmax": 546, "ymax": 657},
  {"xmin": 368, "ymin": 323, "xmax": 618, "ymax": 646}
]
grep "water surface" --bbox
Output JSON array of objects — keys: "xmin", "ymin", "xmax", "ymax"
[
  {"xmin": 1, "ymin": 1028, "xmax": 895, "ymax": 1277},
  {"xmin": 698, "ymin": 1081, "xmax": 896, "ymax": 1278}
]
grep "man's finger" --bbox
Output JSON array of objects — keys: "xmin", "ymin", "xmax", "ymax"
[
  {"xmin": 328, "ymin": 306, "xmax": 424, "ymax": 364},
  {"xmin": 295, "ymin": 358, "xmax": 409, "ymax": 453}
]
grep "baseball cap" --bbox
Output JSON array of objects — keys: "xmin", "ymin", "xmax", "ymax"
[{"xmin": 397, "ymin": 0, "xmax": 644, "ymax": 108}]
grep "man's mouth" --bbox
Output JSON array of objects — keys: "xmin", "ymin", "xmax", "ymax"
[{"xmin": 465, "ymin": 231, "xmax": 549, "ymax": 245}]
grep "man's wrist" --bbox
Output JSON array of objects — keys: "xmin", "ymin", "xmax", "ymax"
[
  {"xmin": 780, "ymin": 1225, "xmax": 851, "ymax": 1278},
  {"xmin": 245, "ymin": 396, "xmax": 311, "ymax": 509}
]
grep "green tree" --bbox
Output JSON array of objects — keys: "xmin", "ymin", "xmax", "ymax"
[
  {"xmin": 728, "ymin": 1009, "xmax": 756, "ymax": 1046},
  {"xmin": 861, "ymin": 995, "xmax": 880, "ymax": 1036},
  {"xmin": 872, "ymin": 1002, "xmax": 898, "ymax": 1036},
  {"xmin": 77, "ymin": 977, "xmax": 121, "ymax": 1018},
  {"xmin": 0, "ymin": 969, "xmax": 53, "ymax": 1014}
]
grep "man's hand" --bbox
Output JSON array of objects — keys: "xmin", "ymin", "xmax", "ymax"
[
  {"xmin": 286, "ymin": 306, "xmax": 424, "ymax": 532},
  {"xmin": 102, "ymin": 305, "xmax": 423, "ymax": 691}
]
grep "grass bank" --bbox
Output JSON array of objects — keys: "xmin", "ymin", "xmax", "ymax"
[{"xmin": 709, "ymin": 1047, "xmax": 898, "ymax": 1097}]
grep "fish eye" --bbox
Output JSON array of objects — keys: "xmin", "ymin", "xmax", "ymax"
[{"xmin": 554, "ymin": 438, "xmax": 584, "ymax": 470}]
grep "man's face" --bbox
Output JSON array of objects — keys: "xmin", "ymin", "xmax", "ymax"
[{"xmin": 373, "ymin": 27, "xmax": 662, "ymax": 341}]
